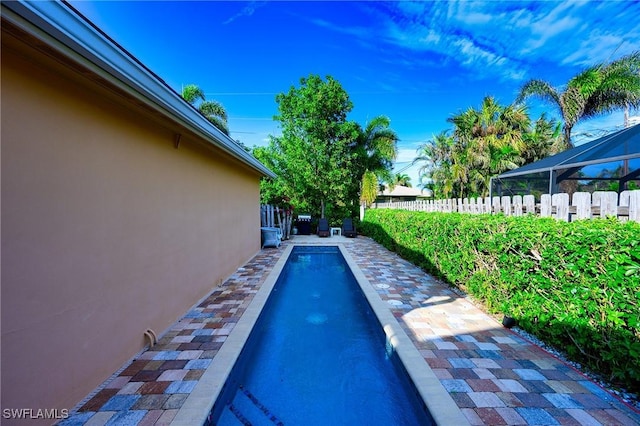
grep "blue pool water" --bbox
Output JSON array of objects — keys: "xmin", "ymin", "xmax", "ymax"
[{"xmin": 208, "ymin": 246, "xmax": 434, "ymax": 425}]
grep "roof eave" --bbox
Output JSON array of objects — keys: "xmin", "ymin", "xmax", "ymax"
[
  {"xmin": 2, "ymin": 0, "xmax": 276, "ymax": 179},
  {"xmin": 499, "ymin": 153, "xmax": 640, "ymax": 179},
  {"xmin": 497, "ymin": 124, "xmax": 640, "ymax": 179}
]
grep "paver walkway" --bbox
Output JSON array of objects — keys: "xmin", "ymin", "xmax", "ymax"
[
  {"xmin": 60, "ymin": 236, "xmax": 640, "ymax": 425},
  {"xmin": 348, "ymin": 238, "xmax": 639, "ymax": 426}
]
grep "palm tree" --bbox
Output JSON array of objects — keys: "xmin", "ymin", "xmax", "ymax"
[
  {"xmin": 449, "ymin": 97, "xmax": 531, "ymax": 197},
  {"xmin": 181, "ymin": 84, "xmax": 229, "ymax": 135},
  {"xmin": 520, "ymin": 114, "xmax": 563, "ymax": 163},
  {"xmin": 392, "ymin": 173, "xmax": 412, "ymax": 187},
  {"xmin": 414, "ymin": 131, "xmax": 457, "ymax": 198},
  {"xmin": 517, "ymin": 51, "xmax": 640, "ymax": 149},
  {"xmin": 355, "ymin": 116, "xmax": 399, "ymax": 205},
  {"xmin": 414, "ymin": 97, "xmax": 558, "ymax": 199},
  {"xmin": 360, "ymin": 170, "xmax": 379, "ymax": 207},
  {"xmin": 181, "ymin": 84, "xmax": 205, "ymax": 104}
]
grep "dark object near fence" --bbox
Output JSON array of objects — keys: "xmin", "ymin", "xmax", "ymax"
[
  {"xmin": 502, "ymin": 316, "xmax": 516, "ymax": 329},
  {"xmin": 296, "ymin": 214, "xmax": 311, "ymax": 235},
  {"xmin": 317, "ymin": 218, "xmax": 330, "ymax": 237},
  {"xmin": 342, "ymin": 218, "xmax": 357, "ymax": 238}
]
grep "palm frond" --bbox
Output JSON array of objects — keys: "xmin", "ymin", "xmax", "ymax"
[
  {"xmin": 206, "ymin": 116, "xmax": 229, "ymax": 135},
  {"xmin": 358, "ymin": 115, "xmax": 399, "ymax": 176},
  {"xmin": 516, "ymin": 79, "xmax": 561, "ymax": 110},
  {"xmin": 181, "ymin": 84, "xmax": 206, "ymax": 104},
  {"xmin": 568, "ymin": 67, "xmax": 602, "ymax": 97},
  {"xmin": 360, "ymin": 170, "xmax": 379, "ymax": 207},
  {"xmin": 199, "ymin": 100, "xmax": 228, "ymax": 121}
]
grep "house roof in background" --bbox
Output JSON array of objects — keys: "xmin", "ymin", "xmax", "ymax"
[
  {"xmin": 380, "ymin": 185, "xmax": 430, "ymax": 197},
  {"xmin": 1, "ymin": 0, "xmax": 275, "ymax": 179},
  {"xmin": 497, "ymin": 124, "xmax": 640, "ymax": 179}
]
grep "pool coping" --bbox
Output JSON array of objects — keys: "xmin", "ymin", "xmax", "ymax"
[
  {"xmin": 171, "ymin": 244, "xmax": 293, "ymax": 425},
  {"xmin": 338, "ymin": 245, "xmax": 469, "ymax": 426},
  {"xmin": 172, "ymin": 242, "xmax": 469, "ymax": 425}
]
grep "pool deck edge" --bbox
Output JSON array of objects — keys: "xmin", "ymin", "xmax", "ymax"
[
  {"xmin": 338, "ymin": 245, "xmax": 471, "ymax": 426},
  {"xmin": 170, "ymin": 245, "xmax": 294, "ymax": 426}
]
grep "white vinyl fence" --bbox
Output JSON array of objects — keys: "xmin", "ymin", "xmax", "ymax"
[{"xmin": 374, "ymin": 190, "xmax": 640, "ymax": 222}]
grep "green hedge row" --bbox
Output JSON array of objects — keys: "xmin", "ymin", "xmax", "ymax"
[{"xmin": 361, "ymin": 209, "xmax": 640, "ymax": 392}]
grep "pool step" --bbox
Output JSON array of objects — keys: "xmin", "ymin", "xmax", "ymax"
[
  {"xmin": 227, "ymin": 403, "xmax": 251, "ymax": 426},
  {"xmin": 226, "ymin": 386, "xmax": 284, "ymax": 426}
]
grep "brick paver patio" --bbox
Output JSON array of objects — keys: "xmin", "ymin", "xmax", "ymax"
[{"xmin": 60, "ymin": 236, "xmax": 640, "ymax": 425}]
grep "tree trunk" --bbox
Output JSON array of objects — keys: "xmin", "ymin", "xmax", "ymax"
[{"xmin": 563, "ymin": 125, "xmax": 574, "ymax": 149}]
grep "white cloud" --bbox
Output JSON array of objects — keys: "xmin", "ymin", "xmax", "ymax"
[
  {"xmin": 458, "ymin": 11, "xmax": 495, "ymax": 26},
  {"xmin": 309, "ymin": 18, "xmax": 370, "ymax": 39},
  {"xmin": 508, "ymin": 1, "xmax": 639, "ymax": 67},
  {"xmin": 453, "ymin": 38, "xmax": 505, "ymax": 67},
  {"xmin": 373, "ymin": 3, "xmax": 526, "ymax": 82},
  {"xmin": 222, "ymin": 1, "xmax": 267, "ymax": 25},
  {"xmin": 308, "ymin": 1, "xmax": 639, "ymax": 84},
  {"xmin": 445, "ymin": 1, "xmax": 500, "ymax": 26},
  {"xmin": 419, "ymin": 30, "xmax": 442, "ymax": 45},
  {"xmin": 520, "ymin": 14, "xmax": 582, "ymax": 54},
  {"xmin": 561, "ymin": 33, "xmax": 628, "ymax": 67}
]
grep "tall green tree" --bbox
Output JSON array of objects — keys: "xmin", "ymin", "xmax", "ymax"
[
  {"xmin": 414, "ymin": 97, "xmax": 561, "ymax": 198},
  {"xmin": 517, "ymin": 51, "xmax": 640, "ymax": 148},
  {"xmin": 181, "ymin": 84, "xmax": 229, "ymax": 135},
  {"xmin": 352, "ymin": 116, "xmax": 399, "ymax": 205},
  {"xmin": 255, "ymin": 75, "xmax": 360, "ymax": 220}
]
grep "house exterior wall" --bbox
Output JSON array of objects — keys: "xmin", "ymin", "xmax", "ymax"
[{"xmin": 1, "ymin": 31, "xmax": 262, "ymax": 415}]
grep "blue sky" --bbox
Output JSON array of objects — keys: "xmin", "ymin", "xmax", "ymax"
[{"xmin": 69, "ymin": 1, "xmax": 639, "ymax": 187}]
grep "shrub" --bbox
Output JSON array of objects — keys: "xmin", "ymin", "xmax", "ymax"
[{"xmin": 362, "ymin": 209, "xmax": 640, "ymax": 392}]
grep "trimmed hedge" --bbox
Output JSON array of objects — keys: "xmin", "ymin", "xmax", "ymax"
[{"xmin": 362, "ymin": 209, "xmax": 640, "ymax": 392}]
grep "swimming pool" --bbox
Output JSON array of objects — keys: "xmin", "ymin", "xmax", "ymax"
[
  {"xmin": 171, "ymin": 243, "xmax": 467, "ymax": 425},
  {"xmin": 207, "ymin": 246, "xmax": 433, "ymax": 425}
]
